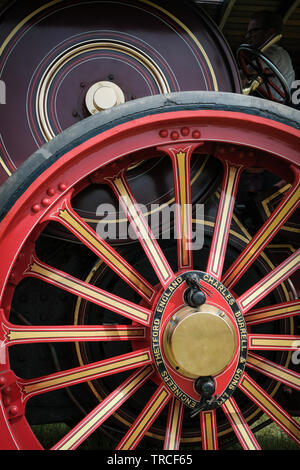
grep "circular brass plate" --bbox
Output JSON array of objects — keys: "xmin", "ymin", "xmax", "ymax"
[{"xmin": 163, "ymin": 305, "xmax": 236, "ymax": 377}]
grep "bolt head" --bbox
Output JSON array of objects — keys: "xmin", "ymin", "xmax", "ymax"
[
  {"xmin": 195, "ymin": 376, "xmax": 215, "ymax": 397},
  {"xmin": 190, "ymin": 290, "xmax": 206, "ymax": 307},
  {"xmin": 8, "ymin": 405, "xmax": 19, "ymax": 417}
]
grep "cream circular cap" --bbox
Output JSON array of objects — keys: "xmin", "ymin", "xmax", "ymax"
[{"xmin": 85, "ymin": 81, "xmax": 125, "ymax": 114}]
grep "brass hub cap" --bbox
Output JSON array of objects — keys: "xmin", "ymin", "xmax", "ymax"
[
  {"xmin": 163, "ymin": 305, "xmax": 236, "ymax": 378},
  {"xmin": 151, "ymin": 271, "xmax": 248, "ymax": 409}
]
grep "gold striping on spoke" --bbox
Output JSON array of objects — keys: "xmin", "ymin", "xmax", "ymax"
[
  {"xmin": 247, "ymin": 353, "xmax": 300, "ymax": 390},
  {"xmin": 116, "ymin": 385, "xmax": 171, "ymax": 450},
  {"xmin": 5, "ymin": 324, "xmax": 145, "ymax": 344},
  {"xmin": 21, "ymin": 349, "xmax": 152, "ymax": 398},
  {"xmin": 222, "ymin": 397, "xmax": 260, "ymax": 450},
  {"xmin": 248, "ymin": 334, "xmax": 299, "ymax": 350},
  {"xmin": 53, "ymin": 366, "xmax": 154, "ymax": 450},
  {"xmin": 244, "ymin": 300, "xmax": 300, "ymax": 325},
  {"xmin": 171, "ymin": 149, "xmax": 193, "ymax": 269},
  {"xmin": 207, "ymin": 163, "xmax": 242, "ymax": 279},
  {"xmin": 238, "ymin": 250, "xmax": 300, "ymax": 312},
  {"xmin": 56, "ymin": 206, "xmax": 154, "ymax": 301},
  {"xmin": 27, "ymin": 259, "xmax": 151, "ymax": 325},
  {"xmin": 200, "ymin": 410, "xmax": 218, "ymax": 450},
  {"xmin": 239, "ymin": 373, "xmax": 300, "ymax": 444},
  {"xmin": 0, "ymin": 155, "xmax": 12, "ymax": 176},
  {"xmin": 164, "ymin": 398, "xmax": 184, "ymax": 450},
  {"xmin": 109, "ymin": 175, "xmax": 174, "ymax": 286},
  {"xmin": 223, "ymin": 184, "xmax": 300, "ymax": 289}
]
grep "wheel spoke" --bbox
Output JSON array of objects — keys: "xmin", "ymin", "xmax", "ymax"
[
  {"xmin": 206, "ymin": 161, "xmax": 243, "ymax": 279},
  {"xmin": 47, "ymin": 195, "xmax": 155, "ymax": 302},
  {"xmin": 237, "ymin": 249, "xmax": 300, "ymax": 313},
  {"xmin": 264, "ymin": 81, "xmax": 273, "ymax": 100},
  {"xmin": 247, "ymin": 353, "xmax": 300, "ymax": 390},
  {"xmin": 116, "ymin": 383, "xmax": 171, "ymax": 450},
  {"xmin": 1, "ymin": 318, "xmax": 146, "ymax": 346},
  {"xmin": 268, "ymin": 78, "xmax": 285, "ymax": 99},
  {"xmin": 105, "ymin": 172, "xmax": 174, "ymax": 287},
  {"xmin": 24, "ymin": 256, "xmax": 152, "ymax": 326},
  {"xmin": 248, "ymin": 334, "xmax": 299, "ymax": 351},
  {"xmin": 52, "ymin": 365, "xmax": 154, "ymax": 450},
  {"xmin": 163, "ymin": 397, "xmax": 184, "ymax": 450},
  {"xmin": 158, "ymin": 144, "xmax": 200, "ymax": 270},
  {"xmin": 256, "ymin": 57, "xmax": 265, "ymax": 75},
  {"xmin": 238, "ymin": 372, "xmax": 300, "ymax": 445},
  {"xmin": 200, "ymin": 410, "xmax": 218, "ymax": 450},
  {"xmin": 244, "ymin": 299, "xmax": 300, "ymax": 325},
  {"xmin": 222, "ymin": 397, "xmax": 261, "ymax": 450},
  {"xmin": 223, "ymin": 181, "xmax": 300, "ymax": 290},
  {"xmin": 18, "ymin": 348, "xmax": 152, "ymax": 402}
]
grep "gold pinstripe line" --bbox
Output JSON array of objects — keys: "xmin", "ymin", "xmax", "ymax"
[
  {"xmin": 175, "ymin": 151, "xmax": 191, "ymax": 267},
  {"xmin": 83, "ymin": 155, "xmax": 210, "ymax": 224},
  {"xmin": 223, "ymin": 399, "xmax": 257, "ymax": 449},
  {"xmin": 119, "ymin": 387, "xmax": 170, "ymax": 449},
  {"xmin": 226, "ymin": 186, "xmax": 300, "ymax": 286},
  {"xmin": 113, "ymin": 177, "xmax": 172, "ymax": 282},
  {"xmin": 201, "ymin": 411, "xmax": 217, "ymax": 449},
  {"xmin": 250, "ymin": 336, "xmax": 298, "ymax": 348},
  {"xmin": 56, "ymin": 366, "xmax": 153, "ymax": 450},
  {"xmin": 205, "ymin": 412, "xmax": 214, "ymax": 449},
  {"xmin": 261, "ymin": 185, "xmax": 300, "ymax": 232},
  {"xmin": 23, "ymin": 351, "xmax": 151, "ymax": 395},
  {"xmin": 241, "ymin": 253, "xmax": 299, "ymax": 309},
  {"xmin": 245, "ymin": 302, "xmax": 299, "ymax": 323},
  {"xmin": 240, "ymin": 376, "xmax": 300, "ymax": 439},
  {"xmin": 247, "ymin": 354, "xmax": 300, "ymax": 388},
  {"xmin": 57, "ymin": 208, "xmax": 153, "ymax": 299},
  {"xmin": 212, "ymin": 165, "xmax": 240, "ymax": 274},
  {"xmin": 0, "ymin": 1, "xmax": 63, "ymax": 56},
  {"xmin": 7, "ymin": 327, "xmax": 144, "ymax": 342},
  {"xmin": 29, "ymin": 261, "xmax": 149, "ymax": 322},
  {"xmin": 0, "ymin": 155, "xmax": 12, "ymax": 176},
  {"xmin": 141, "ymin": 0, "xmax": 219, "ymax": 90},
  {"xmin": 167, "ymin": 399, "xmax": 182, "ymax": 449}
]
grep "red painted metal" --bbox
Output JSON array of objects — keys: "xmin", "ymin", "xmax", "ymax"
[{"xmin": 0, "ymin": 108, "xmax": 299, "ymax": 449}]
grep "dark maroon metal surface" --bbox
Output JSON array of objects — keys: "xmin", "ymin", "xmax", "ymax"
[{"xmin": 0, "ymin": 0, "xmax": 241, "ymax": 185}]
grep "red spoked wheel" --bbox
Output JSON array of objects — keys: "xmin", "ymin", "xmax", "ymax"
[{"xmin": 0, "ymin": 92, "xmax": 299, "ymax": 450}]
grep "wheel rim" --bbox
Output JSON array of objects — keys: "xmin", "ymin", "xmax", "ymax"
[{"xmin": 0, "ymin": 94, "xmax": 299, "ymax": 450}]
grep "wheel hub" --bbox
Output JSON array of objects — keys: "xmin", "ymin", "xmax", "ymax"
[
  {"xmin": 163, "ymin": 304, "xmax": 236, "ymax": 378},
  {"xmin": 151, "ymin": 271, "xmax": 248, "ymax": 409},
  {"xmin": 85, "ymin": 81, "xmax": 125, "ymax": 114}
]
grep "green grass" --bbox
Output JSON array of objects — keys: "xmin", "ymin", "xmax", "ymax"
[
  {"xmin": 32, "ymin": 422, "xmax": 113, "ymax": 450},
  {"xmin": 225, "ymin": 415, "xmax": 300, "ymax": 450}
]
